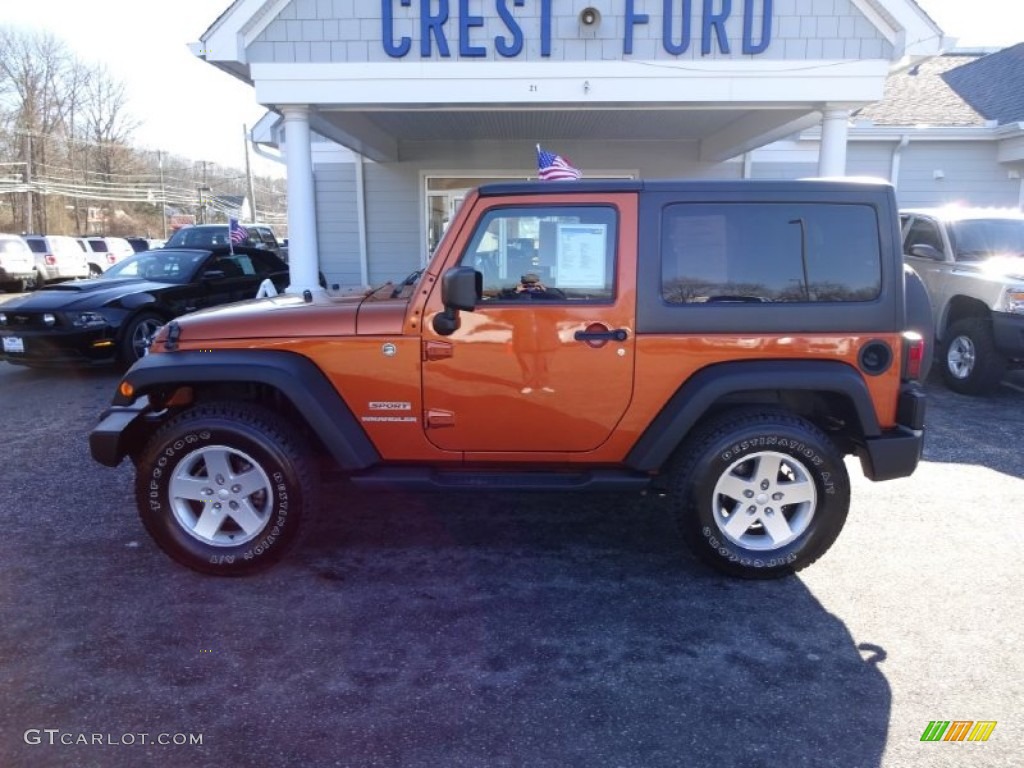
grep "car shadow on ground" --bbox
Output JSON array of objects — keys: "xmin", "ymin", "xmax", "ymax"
[{"xmin": 0, "ymin": 483, "xmax": 892, "ymax": 768}]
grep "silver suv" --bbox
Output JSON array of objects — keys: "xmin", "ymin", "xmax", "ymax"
[
  {"xmin": 22, "ymin": 235, "xmax": 90, "ymax": 287},
  {"xmin": 901, "ymin": 207, "xmax": 1024, "ymax": 394}
]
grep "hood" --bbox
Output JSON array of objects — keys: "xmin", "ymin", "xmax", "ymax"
[
  {"xmin": 0, "ymin": 278, "xmax": 169, "ymax": 311},
  {"xmin": 162, "ymin": 293, "xmax": 410, "ymax": 342},
  {"xmin": 957, "ymin": 255, "xmax": 1024, "ymax": 281}
]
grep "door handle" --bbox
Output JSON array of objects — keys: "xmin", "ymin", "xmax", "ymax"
[{"xmin": 574, "ymin": 328, "xmax": 628, "ymax": 342}]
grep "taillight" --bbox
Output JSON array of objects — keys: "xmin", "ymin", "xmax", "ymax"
[
  {"xmin": 107, "ymin": 254, "xmax": 116, "ymax": 264},
  {"xmin": 902, "ymin": 331, "xmax": 925, "ymax": 380},
  {"xmin": 45, "ymin": 254, "xmax": 57, "ymax": 265}
]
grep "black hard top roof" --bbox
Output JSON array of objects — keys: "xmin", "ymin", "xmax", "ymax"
[{"xmin": 477, "ymin": 178, "xmax": 894, "ymax": 197}]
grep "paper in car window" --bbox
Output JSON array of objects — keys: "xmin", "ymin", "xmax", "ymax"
[{"xmin": 556, "ymin": 224, "xmax": 607, "ymax": 288}]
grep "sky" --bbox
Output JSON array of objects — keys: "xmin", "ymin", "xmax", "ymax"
[{"xmin": 2, "ymin": 0, "xmax": 1019, "ymax": 174}]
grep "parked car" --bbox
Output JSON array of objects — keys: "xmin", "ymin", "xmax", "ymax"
[
  {"xmin": 166, "ymin": 223, "xmax": 283, "ymax": 256},
  {"xmin": 86, "ymin": 236, "xmax": 135, "ymax": 271},
  {"xmin": 0, "ymin": 234, "xmax": 37, "ymax": 293},
  {"xmin": 22, "ymin": 235, "xmax": 90, "ymax": 286},
  {"xmin": 901, "ymin": 207, "xmax": 1024, "ymax": 394},
  {"xmin": 125, "ymin": 237, "xmax": 150, "ymax": 253},
  {"xmin": 89, "ymin": 178, "xmax": 928, "ymax": 578},
  {"xmin": 0, "ymin": 245, "xmax": 288, "ymax": 367}
]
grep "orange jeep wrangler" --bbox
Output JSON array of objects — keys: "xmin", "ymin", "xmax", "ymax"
[{"xmin": 90, "ymin": 180, "xmax": 929, "ymax": 579}]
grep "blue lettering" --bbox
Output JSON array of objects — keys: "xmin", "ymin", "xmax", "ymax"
[
  {"xmin": 420, "ymin": 0, "xmax": 450, "ymax": 57},
  {"xmin": 624, "ymin": 0, "xmax": 650, "ymax": 55},
  {"xmin": 702, "ymin": 0, "xmax": 731, "ymax": 55},
  {"xmin": 662, "ymin": 0, "xmax": 692, "ymax": 55},
  {"xmin": 742, "ymin": 0, "xmax": 771, "ymax": 54},
  {"xmin": 495, "ymin": 0, "xmax": 524, "ymax": 57},
  {"xmin": 382, "ymin": 0, "xmax": 412, "ymax": 58},
  {"xmin": 540, "ymin": 0, "xmax": 552, "ymax": 56},
  {"xmin": 458, "ymin": 0, "xmax": 486, "ymax": 56}
]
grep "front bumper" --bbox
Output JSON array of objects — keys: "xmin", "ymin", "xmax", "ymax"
[
  {"xmin": 89, "ymin": 397, "xmax": 154, "ymax": 467},
  {"xmin": 0, "ymin": 327, "xmax": 119, "ymax": 366},
  {"xmin": 992, "ymin": 311, "xmax": 1024, "ymax": 359}
]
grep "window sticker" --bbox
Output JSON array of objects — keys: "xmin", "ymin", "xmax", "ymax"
[{"xmin": 556, "ymin": 224, "xmax": 607, "ymax": 288}]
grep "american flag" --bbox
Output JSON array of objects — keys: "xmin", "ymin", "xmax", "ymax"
[
  {"xmin": 229, "ymin": 218, "xmax": 248, "ymax": 245},
  {"xmin": 537, "ymin": 145, "xmax": 581, "ymax": 181}
]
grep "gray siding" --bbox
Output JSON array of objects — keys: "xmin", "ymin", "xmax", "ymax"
[
  {"xmin": 894, "ymin": 142, "xmax": 1020, "ymax": 208},
  {"xmin": 847, "ymin": 143, "xmax": 894, "ymax": 181},
  {"xmin": 750, "ymin": 161, "xmax": 817, "ymax": 179},
  {"xmin": 250, "ymin": 0, "xmax": 891, "ymax": 64},
  {"xmin": 363, "ymin": 163, "xmax": 421, "ymax": 285},
  {"xmin": 313, "ymin": 164, "xmax": 362, "ymax": 287}
]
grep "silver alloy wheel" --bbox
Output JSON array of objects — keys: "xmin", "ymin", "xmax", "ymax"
[
  {"xmin": 131, "ymin": 317, "xmax": 163, "ymax": 359},
  {"xmin": 946, "ymin": 334, "xmax": 975, "ymax": 380},
  {"xmin": 710, "ymin": 450, "xmax": 817, "ymax": 551},
  {"xmin": 168, "ymin": 445, "xmax": 274, "ymax": 547}
]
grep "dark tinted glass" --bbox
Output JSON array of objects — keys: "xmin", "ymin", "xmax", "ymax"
[{"xmin": 661, "ymin": 203, "xmax": 881, "ymax": 303}]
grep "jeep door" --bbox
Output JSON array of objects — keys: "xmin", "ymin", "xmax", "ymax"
[{"xmin": 420, "ymin": 195, "xmax": 638, "ymax": 453}]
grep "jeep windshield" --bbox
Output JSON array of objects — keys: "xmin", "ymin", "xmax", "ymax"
[{"xmin": 949, "ymin": 219, "xmax": 1024, "ymax": 260}]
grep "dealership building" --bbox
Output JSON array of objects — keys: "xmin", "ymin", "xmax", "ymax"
[{"xmin": 194, "ymin": 1, "xmax": 1021, "ymax": 291}]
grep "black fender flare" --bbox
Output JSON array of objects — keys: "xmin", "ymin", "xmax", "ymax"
[
  {"xmin": 626, "ymin": 360, "xmax": 881, "ymax": 473},
  {"xmin": 115, "ymin": 349, "xmax": 380, "ymax": 471}
]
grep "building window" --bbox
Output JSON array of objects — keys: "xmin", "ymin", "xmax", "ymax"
[
  {"xmin": 459, "ymin": 205, "xmax": 618, "ymax": 302},
  {"xmin": 661, "ymin": 202, "xmax": 881, "ymax": 303}
]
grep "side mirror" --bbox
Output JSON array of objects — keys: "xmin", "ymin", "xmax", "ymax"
[
  {"xmin": 909, "ymin": 243, "xmax": 943, "ymax": 261},
  {"xmin": 432, "ymin": 267, "xmax": 482, "ymax": 336}
]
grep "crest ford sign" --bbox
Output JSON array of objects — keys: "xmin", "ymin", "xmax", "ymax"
[{"xmin": 382, "ymin": 0, "xmax": 774, "ymax": 59}]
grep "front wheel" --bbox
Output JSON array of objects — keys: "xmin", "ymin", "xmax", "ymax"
[
  {"xmin": 135, "ymin": 402, "xmax": 319, "ymax": 575},
  {"xmin": 118, "ymin": 311, "xmax": 164, "ymax": 365},
  {"xmin": 941, "ymin": 317, "xmax": 1006, "ymax": 395},
  {"xmin": 668, "ymin": 409, "xmax": 850, "ymax": 579}
]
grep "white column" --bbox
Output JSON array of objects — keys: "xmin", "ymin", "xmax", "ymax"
[
  {"xmin": 818, "ymin": 109, "xmax": 850, "ymax": 177},
  {"xmin": 281, "ymin": 105, "xmax": 321, "ymax": 294}
]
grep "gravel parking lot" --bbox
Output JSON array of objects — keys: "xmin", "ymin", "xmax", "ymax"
[{"xmin": 0, "ymin": 343, "xmax": 1020, "ymax": 767}]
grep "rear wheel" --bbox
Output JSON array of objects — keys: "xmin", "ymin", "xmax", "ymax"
[
  {"xmin": 88, "ymin": 263, "xmax": 103, "ymax": 277},
  {"xmin": 668, "ymin": 409, "xmax": 850, "ymax": 579},
  {"xmin": 135, "ymin": 402, "xmax": 319, "ymax": 575},
  {"xmin": 941, "ymin": 317, "xmax": 1005, "ymax": 395}
]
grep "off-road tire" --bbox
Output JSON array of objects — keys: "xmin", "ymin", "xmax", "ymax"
[
  {"xmin": 135, "ymin": 402, "xmax": 319, "ymax": 576},
  {"xmin": 668, "ymin": 408, "xmax": 850, "ymax": 579},
  {"xmin": 940, "ymin": 317, "xmax": 1006, "ymax": 396}
]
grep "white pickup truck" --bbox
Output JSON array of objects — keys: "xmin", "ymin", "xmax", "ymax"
[{"xmin": 901, "ymin": 207, "xmax": 1024, "ymax": 394}]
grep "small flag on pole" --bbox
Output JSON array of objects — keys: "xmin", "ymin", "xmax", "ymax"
[
  {"xmin": 229, "ymin": 218, "xmax": 248, "ymax": 253},
  {"xmin": 537, "ymin": 145, "xmax": 581, "ymax": 181}
]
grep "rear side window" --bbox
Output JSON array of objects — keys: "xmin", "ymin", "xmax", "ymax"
[
  {"xmin": 25, "ymin": 239, "xmax": 45, "ymax": 253},
  {"xmin": 661, "ymin": 203, "xmax": 881, "ymax": 303}
]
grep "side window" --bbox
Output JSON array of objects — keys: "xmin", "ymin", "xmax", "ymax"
[
  {"xmin": 661, "ymin": 203, "xmax": 882, "ymax": 304},
  {"xmin": 905, "ymin": 218, "xmax": 944, "ymax": 255},
  {"xmin": 248, "ymin": 251, "xmax": 284, "ymax": 275},
  {"xmin": 459, "ymin": 205, "xmax": 617, "ymax": 302}
]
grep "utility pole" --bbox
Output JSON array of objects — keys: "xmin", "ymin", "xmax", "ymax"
[
  {"xmin": 23, "ymin": 133, "xmax": 32, "ymax": 234},
  {"xmin": 243, "ymin": 124, "xmax": 256, "ymax": 223},
  {"xmin": 158, "ymin": 150, "xmax": 167, "ymax": 238}
]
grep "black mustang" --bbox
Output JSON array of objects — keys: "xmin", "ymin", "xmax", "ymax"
[{"xmin": 0, "ymin": 246, "xmax": 289, "ymax": 367}]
